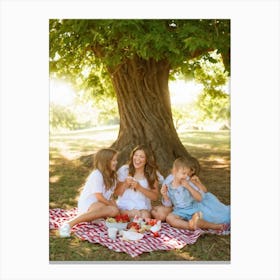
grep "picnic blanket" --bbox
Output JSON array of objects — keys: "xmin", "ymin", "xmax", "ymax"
[{"xmin": 49, "ymin": 208, "xmax": 230, "ymax": 258}]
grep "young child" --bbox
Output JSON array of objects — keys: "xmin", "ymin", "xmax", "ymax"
[
  {"xmin": 163, "ymin": 156, "xmax": 230, "ymax": 224},
  {"xmin": 59, "ymin": 148, "xmax": 120, "ymax": 237},
  {"xmin": 114, "ymin": 145, "xmax": 163, "ymax": 219},
  {"xmin": 162, "ymin": 157, "xmax": 228, "ymax": 231}
]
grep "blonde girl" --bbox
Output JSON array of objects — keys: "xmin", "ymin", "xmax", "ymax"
[{"xmin": 59, "ymin": 148, "xmax": 119, "ymax": 237}]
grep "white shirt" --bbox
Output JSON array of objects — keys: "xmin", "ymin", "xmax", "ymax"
[
  {"xmin": 78, "ymin": 169, "xmax": 116, "ymax": 214},
  {"xmin": 116, "ymin": 165, "xmax": 163, "ymax": 211}
]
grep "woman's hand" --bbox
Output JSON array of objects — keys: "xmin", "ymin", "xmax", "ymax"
[
  {"xmin": 125, "ymin": 176, "xmax": 134, "ymax": 189},
  {"xmin": 115, "ymin": 176, "xmax": 135, "ymax": 196},
  {"xmin": 160, "ymin": 184, "xmax": 170, "ymax": 202},
  {"xmin": 130, "ymin": 179, "xmax": 140, "ymax": 191},
  {"xmin": 126, "ymin": 176, "xmax": 134, "ymax": 184},
  {"xmin": 129, "ymin": 179, "xmax": 159, "ymax": 201}
]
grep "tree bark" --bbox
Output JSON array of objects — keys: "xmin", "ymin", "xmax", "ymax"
[{"xmin": 108, "ymin": 56, "xmax": 191, "ymax": 175}]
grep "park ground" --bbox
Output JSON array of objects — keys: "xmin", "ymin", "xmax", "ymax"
[{"xmin": 49, "ymin": 127, "xmax": 230, "ymax": 261}]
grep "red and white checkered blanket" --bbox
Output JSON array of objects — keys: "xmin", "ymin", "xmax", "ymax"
[{"xmin": 49, "ymin": 208, "xmax": 229, "ymax": 258}]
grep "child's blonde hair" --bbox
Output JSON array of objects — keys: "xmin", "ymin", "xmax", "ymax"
[
  {"xmin": 94, "ymin": 148, "xmax": 118, "ymax": 190},
  {"xmin": 173, "ymin": 156, "xmax": 200, "ymax": 176}
]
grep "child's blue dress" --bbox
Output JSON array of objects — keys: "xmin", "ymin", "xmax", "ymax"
[{"xmin": 187, "ymin": 178, "xmax": 230, "ymax": 224}]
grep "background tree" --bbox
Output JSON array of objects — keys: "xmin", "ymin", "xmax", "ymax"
[
  {"xmin": 50, "ymin": 103, "xmax": 79, "ymax": 131},
  {"xmin": 49, "ymin": 19, "xmax": 230, "ymax": 174},
  {"xmin": 193, "ymin": 51, "xmax": 230, "ymax": 127}
]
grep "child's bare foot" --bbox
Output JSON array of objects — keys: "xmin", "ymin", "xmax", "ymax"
[{"xmin": 189, "ymin": 212, "xmax": 203, "ymax": 230}]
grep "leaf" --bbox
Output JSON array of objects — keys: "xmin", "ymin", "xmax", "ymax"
[{"xmin": 49, "ymin": 19, "xmax": 230, "ymax": 93}]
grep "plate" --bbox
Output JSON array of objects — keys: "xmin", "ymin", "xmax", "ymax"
[{"xmin": 121, "ymin": 230, "xmax": 144, "ymax": 241}]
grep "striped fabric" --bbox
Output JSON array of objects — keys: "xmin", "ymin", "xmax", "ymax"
[{"xmin": 49, "ymin": 208, "xmax": 230, "ymax": 258}]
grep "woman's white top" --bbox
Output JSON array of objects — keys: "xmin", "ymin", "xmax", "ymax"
[
  {"xmin": 116, "ymin": 165, "xmax": 163, "ymax": 211},
  {"xmin": 78, "ymin": 169, "xmax": 116, "ymax": 214}
]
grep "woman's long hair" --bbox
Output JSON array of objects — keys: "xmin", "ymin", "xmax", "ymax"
[
  {"xmin": 128, "ymin": 145, "xmax": 158, "ymax": 189},
  {"xmin": 94, "ymin": 148, "xmax": 118, "ymax": 190}
]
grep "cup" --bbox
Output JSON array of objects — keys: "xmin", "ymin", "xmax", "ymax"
[{"xmin": 108, "ymin": 227, "xmax": 118, "ymax": 240}]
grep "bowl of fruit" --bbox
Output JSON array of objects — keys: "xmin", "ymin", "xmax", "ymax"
[
  {"xmin": 128, "ymin": 217, "xmax": 161, "ymax": 234},
  {"xmin": 105, "ymin": 214, "xmax": 130, "ymax": 230}
]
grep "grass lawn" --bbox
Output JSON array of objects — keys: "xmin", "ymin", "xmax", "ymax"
[{"xmin": 49, "ymin": 127, "xmax": 230, "ymax": 262}]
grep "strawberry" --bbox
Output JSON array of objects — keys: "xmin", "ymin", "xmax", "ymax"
[
  {"xmin": 122, "ymin": 214, "xmax": 130, "ymax": 222},
  {"xmin": 128, "ymin": 222, "xmax": 137, "ymax": 229},
  {"xmin": 115, "ymin": 215, "xmax": 122, "ymax": 222},
  {"xmin": 153, "ymin": 232, "xmax": 160, "ymax": 237},
  {"xmin": 148, "ymin": 219, "xmax": 157, "ymax": 226}
]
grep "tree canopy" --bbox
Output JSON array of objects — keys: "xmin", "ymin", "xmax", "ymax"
[
  {"xmin": 50, "ymin": 19, "xmax": 230, "ymax": 93},
  {"xmin": 49, "ymin": 19, "xmax": 230, "ymax": 174}
]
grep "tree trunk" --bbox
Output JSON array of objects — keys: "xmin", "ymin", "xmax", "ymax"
[{"xmin": 108, "ymin": 56, "xmax": 191, "ymax": 176}]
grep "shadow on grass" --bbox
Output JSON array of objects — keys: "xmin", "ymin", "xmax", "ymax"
[{"xmin": 49, "ymin": 154, "xmax": 91, "ymax": 209}]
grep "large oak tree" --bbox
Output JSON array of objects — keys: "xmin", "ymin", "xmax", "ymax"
[{"xmin": 49, "ymin": 19, "xmax": 230, "ymax": 175}]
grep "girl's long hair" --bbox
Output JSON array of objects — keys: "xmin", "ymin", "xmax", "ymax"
[
  {"xmin": 128, "ymin": 145, "xmax": 158, "ymax": 189},
  {"xmin": 94, "ymin": 148, "xmax": 118, "ymax": 190}
]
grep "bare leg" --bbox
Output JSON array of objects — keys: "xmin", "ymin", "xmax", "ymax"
[
  {"xmin": 120, "ymin": 209, "xmax": 141, "ymax": 219},
  {"xmin": 166, "ymin": 213, "xmax": 192, "ymax": 230},
  {"xmin": 151, "ymin": 206, "xmax": 172, "ymax": 221},
  {"xmin": 120, "ymin": 209, "xmax": 151, "ymax": 219},
  {"xmin": 68, "ymin": 202, "xmax": 119, "ymax": 228},
  {"xmin": 139, "ymin": 209, "xmax": 151, "ymax": 219},
  {"xmin": 196, "ymin": 219, "xmax": 224, "ymax": 230}
]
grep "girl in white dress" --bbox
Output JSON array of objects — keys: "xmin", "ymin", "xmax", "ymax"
[
  {"xmin": 59, "ymin": 148, "xmax": 119, "ymax": 237},
  {"xmin": 115, "ymin": 145, "xmax": 162, "ymax": 219}
]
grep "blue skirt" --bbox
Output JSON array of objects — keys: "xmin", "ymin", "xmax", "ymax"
[{"xmin": 196, "ymin": 192, "xmax": 230, "ymax": 224}]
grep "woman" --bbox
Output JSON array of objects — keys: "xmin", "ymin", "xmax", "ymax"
[{"xmin": 115, "ymin": 145, "xmax": 163, "ymax": 219}]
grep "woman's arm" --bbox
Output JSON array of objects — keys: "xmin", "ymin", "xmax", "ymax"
[
  {"xmin": 161, "ymin": 184, "xmax": 172, "ymax": 207},
  {"xmin": 95, "ymin": 193, "xmax": 116, "ymax": 206},
  {"xmin": 160, "ymin": 184, "xmax": 169, "ymax": 202},
  {"xmin": 131, "ymin": 180, "xmax": 159, "ymax": 201},
  {"xmin": 181, "ymin": 180, "xmax": 202, "ymax": 202},
  {"xmin": 114, "ymin": 165, "xmax": 133, "ymax": 196},
  {"xmin": 114, "ymin": 177, "xmax": 133, "ymax": 196}
]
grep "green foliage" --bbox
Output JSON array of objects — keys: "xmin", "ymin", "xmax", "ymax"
[
  {"xmin": 50, "ymin": 19, "xmax": 230, "ymax": 131},
  {"xmin": 49, "ymin": 19, "xmax": 230, "ymax": 95},
  {"xmin": 193, "ymin": 52, "xmax": 230, "ymax": 123},
  {"xmin": 50, "ymin": 92, "xmax": 119, "ymax": 131},
  {"xmin": 172, "ymin": 106, "xmax": 184, "ymax": 129},
  {"xmin": 50, "ymin": 103, "xmax": 80, "ymax": 130},
  {"xmin": 195, "ymin": 90, "xmax": 230, "ymax": 123},
  {"xmin": 172, "ymin": 104, "xmax": 196, "ymax": 130},
  {"xmin": 170, "ymin": 52, "xmax": 230, "ymax": 130},
  {"xmin": 95, "ymin": 97, "xmax": 119, "ymax": 125},
  {"xmin": 194, "ymin": 51, "xmax": 228, "ymax": 88}
]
